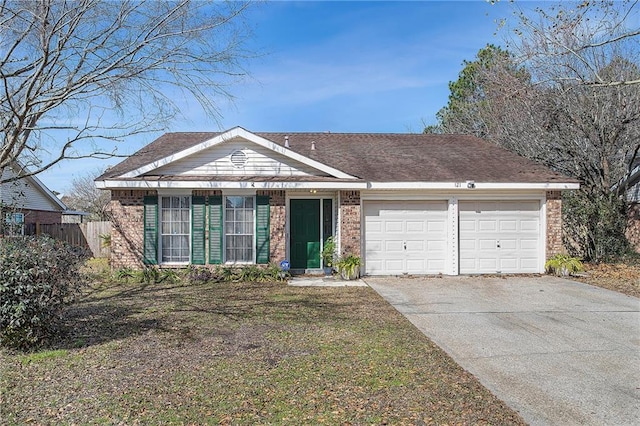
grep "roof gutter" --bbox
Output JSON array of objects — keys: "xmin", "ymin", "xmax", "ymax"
[
  {"xmin": 95, "ymin": 180, "xmax": 369, "ymax": 190},
  {"xmin": 96, "ymin": 180, "xmax": 579, "ymax": 191},
  {"xmin": 367, "ymin": 182, "xmax": 580, "ymax": 190}
]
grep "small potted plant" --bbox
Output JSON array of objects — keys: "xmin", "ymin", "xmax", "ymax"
[
  {"xmin": 321, "ymin": 237, "xmax": 336, "ymax": 276},
  {"xmin": 336, "ymin": 253, "xmax": 361, "ymax": 280}
]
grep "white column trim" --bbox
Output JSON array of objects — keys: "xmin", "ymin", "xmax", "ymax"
[{"xmin": 447, "ymin": 196, "xmax": 459, "ymax": 275}]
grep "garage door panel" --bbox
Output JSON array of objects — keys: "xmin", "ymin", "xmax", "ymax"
[
  {"xmin": 428, "ymin": 220, "xmax": 446, "ymax": 232},
  {"xmin": 459, "ymin": 239, "xmax": 476, "ymax": 250},
  {"xmin": 367, "ymin": 220, "xmax": 382, "ymax": 233},
  {"xmin": 459, "ymin": 220, "xmax": 476, "ymax": 232},
  {"xmin": 406, "ymin": 221, "xmax": 425, "ymax": 232},
  {"xmin": 500, "ymin": 220, "xmax": 517, "ymax": 231},
  {"xmin": 427, "ymin": 240, "xmax": 446, "ymax": 251},
  {"xmin": 384, "ymin": 259, "xmax": 404, "ymax": 274},
  {"xmin": 499, "ymin": 258, "xmax": 518, "ymax": 270},
  {"xmin": 520, "ymin": 258, "xmax": 539, "ymax": 269},
  {"xmin": 500, "ymin": 239, "xmax": 517, "ymax": 250},
  {"xmin": 367, "ymin": 239, "xmax": 383, "ymax": 251},
  {"xmin": 479, "ymin": 239, "xmax": 497, "ymax": 250},
  {"xmin": 478, "ymin": 258, "xmax": 499, "ymax": 270},
  {"xmin": 365, "ymin": 200, "xmax": 447, "ymax": 275},
  {"xmin": 479, "ymin": 220, "xmax": 497, "ymax": 231},
  {"xmin": 460, "ymin": 200, "xmax": 541, "ymax": 274},
  {"xmin": 427, "ymin": 259, "xmax": 446, "ymax": 270},
  {"xmin": 385, "ymin": 221, "xmax": 403, "ymax": 233},
  {"xmin": 405, "ymin": 240, "xmax": 425, "ymax": 252},
  {"xmin": 406, "ymin": 259, "xmax": 426, "ymax": 272},
  {"xmin": 520, "ymin": 220, "xmax": 539, "ymax": 231},
  {"xmin": 385, "ymin": 240, "xmax": 404, "ymax": 252},
  {"xmin": 366, "ymin": 260, "xmax": 383, "ymax": 273}
]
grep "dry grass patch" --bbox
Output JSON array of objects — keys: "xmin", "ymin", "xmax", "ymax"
[
  {"xmin": 1, "ymin": 279, "xmax": 525, "ymax": 425},
  {"xmin": 573, "ymin": 262, "xmax": 640, "ymax": 298}
]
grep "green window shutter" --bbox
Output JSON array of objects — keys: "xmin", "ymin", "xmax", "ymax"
[
  {"xmin": 255, "ymin": 195, "xmax": 270, "ymax": 264},
  {"xmin": 208, "ymin": 196, "xmax": 223, "ymax": 264},
  {"xmin": 191, "ymin": 196, "xmax": 206, "ymax": 265},
  {"xmin": 143, "ymin": 195, "xmax": 158, "ymax": 265}
]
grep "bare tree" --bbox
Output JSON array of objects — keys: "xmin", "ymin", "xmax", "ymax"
[
  {"xmin": 502, "ymin": 0, "xmax": 640, "ymax": 87},
  {"xmin": 0, "ymin": 0, "xmax": 253, "ymax": 184},
  {"xmin": 434, "ymin": 43, "xmax": 640, "ymax": 259},
  {"xmin": 62, "ymin": 168, "xmax": 111, "ymax": 221}
]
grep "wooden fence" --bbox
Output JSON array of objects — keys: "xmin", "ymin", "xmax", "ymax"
[{"xmin": 26, "ymin": 221, "xmax": 111, "ymax": 258}]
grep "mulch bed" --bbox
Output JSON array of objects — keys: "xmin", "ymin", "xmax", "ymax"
[{"xmin": 573, "ymin": 262, "xmax": 640, "ymax": 298}]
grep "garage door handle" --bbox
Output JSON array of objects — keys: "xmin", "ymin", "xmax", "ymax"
[
  {"xmin": 497, "ymin": 241, "xmax": 501, "ymax": 248},
  {"xmin": 404, "ymin": 242, "xmax": 407, "ymax": 250}
]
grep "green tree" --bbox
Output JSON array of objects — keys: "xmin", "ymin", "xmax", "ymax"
[{"xmin": 434, "ymin": 44, "xmax": 529, "ymax": 138}]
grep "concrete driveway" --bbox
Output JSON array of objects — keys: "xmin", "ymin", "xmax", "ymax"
[{"xmin": 365, "ymin": 276, "xmax": 640, "ymax": 426}]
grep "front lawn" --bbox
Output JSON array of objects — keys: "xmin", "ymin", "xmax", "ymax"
[{"xmin": 0, "ymin": 278, "xmax": 525, "ymax": 425}]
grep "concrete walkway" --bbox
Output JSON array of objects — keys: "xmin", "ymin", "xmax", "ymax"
[
  {"xmin": 365, "ymin": 275, "xmax": 640, "ymax": 426},
  {"xmin": 288, "ymin": 276, "xmax": 368, "ymax": 287}
]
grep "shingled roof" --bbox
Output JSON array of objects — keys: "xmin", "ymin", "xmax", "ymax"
[{"xmin": 98, "ymin": 130, "xmax": 577, "ymax": 184}]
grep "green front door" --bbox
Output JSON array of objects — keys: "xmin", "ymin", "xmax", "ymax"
[{"xmin": 290, "ymin": 199, "xmax": 321, "ymax": 269}]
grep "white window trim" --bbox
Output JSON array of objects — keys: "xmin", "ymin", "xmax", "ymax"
[
  {"xmin": 223, "ymin": 194, "xmax": 256, "ymax": 265},
  {"xmin": 158, "ymin": 195, "xmax": 191, "ymax": 266}
]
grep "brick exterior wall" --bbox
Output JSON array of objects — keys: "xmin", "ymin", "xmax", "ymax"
[
  {"xmin": 108, "ymin": 189, "xmax": 157, "ymax": 269},
  {"xmin": 627, "ymin": 203, "xmax": 640, "ymax": 253},
  {"xmin": 0, "ymin": 208, "xmax": 62, "ymax": 236},
  {"xmin": 258, "ymin": 190, "xmax": 286, "ymax": 263},
  {"xmin": 22, "ymin": 209, "xmax": 62, "ymax": 225},
  {"xmin": 546, "ymin": 191, "xmax": 563, "ymax": 259},
  {"xmin": 109, "ymin": 189, "xmax": 289, "ymax": 269},
  {"xmin": 339, "ymin": 190, "xmax": 361, "ymax": 257}
]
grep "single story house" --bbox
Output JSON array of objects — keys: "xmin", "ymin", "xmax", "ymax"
[
  {"xmin": 96, "ymin": 127, "xmax": 579, "ymax": 275},
  {"xmin": 1, "ymin": 163, "xmax": 68, "ymax": 234}
]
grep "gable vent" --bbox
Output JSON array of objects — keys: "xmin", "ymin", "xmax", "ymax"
[{"xmin": 230, "ymin": 150, "xmax": 248, "ymax": 168}]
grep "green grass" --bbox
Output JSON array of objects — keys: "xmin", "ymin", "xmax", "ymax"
[
  {"xmin": 0, "ymin": 279, "xmax": 525, "ymax": 425},
  {"xmin": 19, "ymin": 349, "xmax": 68, "ymax": 365}
]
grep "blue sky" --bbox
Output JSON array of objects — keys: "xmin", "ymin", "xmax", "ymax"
[{"xmin": 43, "ymin": 0, "xmax": 519, "ymax": 194}]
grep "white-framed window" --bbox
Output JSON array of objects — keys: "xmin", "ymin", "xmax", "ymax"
[
  {"xmin": 4, "ymin": 212, "xmax": 25, "ymax": 235},
  {"xmin": 225, "ymin": 196, "xmax": 254, "ymax": 263},
  {"xmin": 160, "ymin": 196, "xmax": 191, "ymax": 263}
]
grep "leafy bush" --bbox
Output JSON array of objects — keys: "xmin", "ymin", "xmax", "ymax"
[
  {"xmin": 187, "ymin": 264, "xmax": 289, "ymax": 284},
  {"xmin": 0, "ymin": 236, "xmax": 88, "ymax": 349},
  {"xmin": 563, "ymin": 191, "xmax": 631, "ymax": 262},
  {"xmin": 321, "ymin": 236, "xmax": 336, "ymax": 268},
  {"xmin": 545, "ymin": 254, "xmax": 584, "ymax": 276},
  {"xmin": 187, "ymin": 265, "xmax": 218, "ymax": 284},
  {"xmin": 113, "ymin": 267, "xmax": 136, "ymax": 283}
]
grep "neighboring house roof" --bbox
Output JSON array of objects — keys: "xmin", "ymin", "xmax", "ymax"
[
  {"xmin": 97, "ymin": 126, "xmax": 579, "ymax": 190},
  {"xmin": 1, "ymin": 163, "xmax": 67, "ymax": 212}
]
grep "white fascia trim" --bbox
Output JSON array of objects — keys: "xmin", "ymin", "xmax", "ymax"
[
  {"xmin": 120, "ymin": 126, "xmax": 356, "ymax": 180},
  {"xmin": 96, "ymin": 180, "xmax": 368, "ymax": 190},
  {"xmin": 367, "ymin": 182, "xmax": 580, "ymax": 190}
]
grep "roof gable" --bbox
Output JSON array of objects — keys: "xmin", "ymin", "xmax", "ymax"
[
  {"xmin": 121, "ymin": 127, "xmax": 355, "ymax": 180},
  {"xmin": 1, "ymin": 163, "xmax": 67, "ymax": 212}
]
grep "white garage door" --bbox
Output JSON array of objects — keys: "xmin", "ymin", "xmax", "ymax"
[
  {"xmin": 364, "ymin": 201, "xmax": 448, "ymax": 275},
  {"xmin": 459, "ymin": 200, "xmax": 541, "ymax": 274}
]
